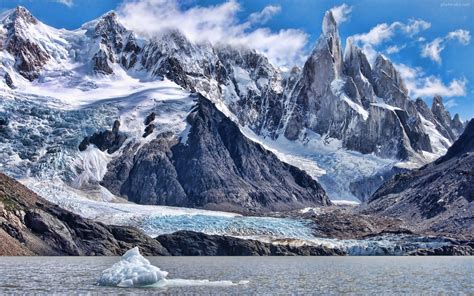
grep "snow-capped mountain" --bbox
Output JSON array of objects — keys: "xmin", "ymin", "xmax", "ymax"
[{"xmin": 0, "ymin": 6, "xmax": 466, "ymax": 207}]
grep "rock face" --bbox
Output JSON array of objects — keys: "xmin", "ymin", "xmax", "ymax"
[
  {"xmin": 102, "ymin": 95, "xmax": 330, "ymax": 213},
  {"xmin": 365, "ymin": 120, "xmax": 474, "ymax": 239},
  {"xmin": 0, "ymin": 172, "xmax": 169, "ymax": 256},
  {"xmin": 156, "ymin": 230, "xmax": 345, "ymax": 256},
  {"xmin": 78, "ymin": 120, "xmax": 127, "ymax": 154},
  {"xmin": 89, "ymin": 11, "xmax": 140, "ymax": 73},
  {"xmin": 2, "ymin": 7, "xmax": 50, "ymax": 81}
]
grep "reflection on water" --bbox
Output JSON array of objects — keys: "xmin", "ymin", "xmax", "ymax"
[{"xmin": 0, "ymin": 256, "xmax": 472, "ymax": 294}]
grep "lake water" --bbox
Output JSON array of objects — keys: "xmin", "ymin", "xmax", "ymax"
[{"xmin": 0, "ymin": 257, "xmax": 472, "ymax": 295}]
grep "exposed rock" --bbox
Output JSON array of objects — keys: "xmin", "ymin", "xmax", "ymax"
[
  {"xmin": 144, "ymin": 112, "xmax": 156, "ymax": 126},
  {"xmin": 78, "ymin": 120, "xmax": 126, "ymax": 154},
  {"xmin": 156, "ymin": 230, "xmax": 345, "ymax": 256},
  {"xmin": 102, "ymin": 95, "xmax": 330, "ymax": 213},
  {"xmin": 364, "ymin": 120, "xmax": 474, "ymax": 239},
  {"xmin": 409, "ymin": 245, "xmax": 474, "ymax": 256},
  {"xmin": 142, "ymin": 123, "xmax": 155, "ymax": 138},
  {"xmin": 90, "ymin": 11, "xmax": 141, "ymax": 74},
  {"xmin": 451, "ymin": 113, "xmax": 464, "ymax": 135},
  {"xmin": 431, "ymin": 96, "xmax": 457, "ymax": 141},
  {"xmin": 4, "ymin": 72, "xmax": 15, "ymax": 88},
  {"xmin": 3, "ymin": 6, "xmax": 50, "ymax": 81},
  {"xmin": 437, "ymin": 119, "xmax": 474, "ymax": 163},
  {"xmin": 0, "ymin": 172, "xmax": 169, "ymax": 256}
]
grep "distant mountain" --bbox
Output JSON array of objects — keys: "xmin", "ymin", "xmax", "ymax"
[
  {"xmin": 364, "ymin": 120, "xmax": 474, "ymax": 239},
  {"xmin": 0, "ymin": 6, "xmax": 469, "ymax": 207}
]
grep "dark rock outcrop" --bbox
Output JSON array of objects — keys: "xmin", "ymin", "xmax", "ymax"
[
  {"xmin": 102, "ymin": 95, "xmax": 330, "ymax": 213},
  {"xmin": 364, "ymin": 120, "xmax": 474, "ymax": 239},
  {"xmin": 436, "ymin": 119, "xmax": 474, "ymax": 163},
  {"xmin": 4, "ymin": 72, "xmax": 15, "ymax": 88},
  {"xmin": 78, "ymin": 120, "xmax": 126, "ymax": 154},
  {"xmin": 156, "ymin": 230, "xmax": 345, "ymax": 256},
  {"xmin": 0, "ymin": 173, "xmax": 169, "ymax": 256},
  {"xmin": 409, "ymin": 244, "xmax": 474, "ymax": 256},
  {"xmin": 142, "ymin": 123, "xmax": 155, "ymax": 138}
]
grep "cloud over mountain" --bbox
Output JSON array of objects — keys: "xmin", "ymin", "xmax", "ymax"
[{"xmin": 117, "ymin": 0, "xmax": 308, "ymax": 67}]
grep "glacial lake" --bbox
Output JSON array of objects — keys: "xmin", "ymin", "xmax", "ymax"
[{"xmin": 0, "ymin": 256, "xmax": 472, "ymax": 294}]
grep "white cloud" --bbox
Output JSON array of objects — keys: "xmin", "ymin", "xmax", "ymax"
[
  {"xmin": 421, "ymin": 38, "xmax": 444, "ymax": 64},
  {"xmin": 447, "ymin": 29, "xmax": 471, "ymax": 45},
  {"xmin": 248, "ymin": 5, "xmax": 281, "ymax": 25},
  {"xmin": 330, "ymin": 4, "xmax": 352, "ymax": 24},
  {"xmin": 352, "ymin": 23, "xmax": 396, "ymax": 46},
  {"xmin": 350, "ymin": 19, "xmax": 430, "ymax": 63},
  {"xmin": 117, "ymin": 0, "xmax": 308, "ymax": 67},
  {"xmin": 55, "ymin": 0, "xmax": 73, "ymax": 7},
  {"xmin": 402, "ymin": 19, "xmax": 431, "ymax": 36},
  {"xmin": 385, "ymin": 44, "xmax": 406, "ymax": 54},
  {"xmin": 421, "ymin": 29, "xmax": 470, "ymax": 64},
  {"xmin": 395, "ymin": 63, "xmax": 467, "ymax": 99}
]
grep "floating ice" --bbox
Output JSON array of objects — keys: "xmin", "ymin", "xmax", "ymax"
[
  {"xmin": 98, "ymin": 247, "xmax": 249, "ymax": 288},
  {"xmin": 97, "ymin": 247, "xmax": 168, "ymax": 288}
]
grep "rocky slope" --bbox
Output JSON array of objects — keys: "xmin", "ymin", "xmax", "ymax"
[
  {"xmin": 156, "ymin": 230, "xmax": 344, "ymax": 256},
  {"xmin": 0, "ymin": 172, "xmax": 170, "ymax": 256},
  {"xmin": 101, "ymin": 95, "xmax": 330, "ymax": 213},
  {"xmin": 364, "ymin": 120, "xmax": 474, "ymax": 239}
]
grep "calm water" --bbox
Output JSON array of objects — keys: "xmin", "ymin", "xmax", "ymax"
[{"xmin": 0, "ymin": 257, "xmax": 472, "ymax": 295}]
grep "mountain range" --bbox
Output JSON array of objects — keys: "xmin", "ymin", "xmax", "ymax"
[{"xmin": 0, "ymin": 6, "xmax": 472, "ymax": 255}]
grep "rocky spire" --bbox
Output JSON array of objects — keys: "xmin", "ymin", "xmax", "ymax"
[
  {"xmin": 451, "ymin": 113, "xmax": 464, "ymax": 135},
  {"xmin": 322, "ymin": 10, "xmax": 338, "ymax": 36},
  {"xmin": 343, "ymin": 38, "xmax": 375, "ymax": 107},
  {"xmin": 431, "ymin": 95, "xmax": 458, "ymax": 141}
]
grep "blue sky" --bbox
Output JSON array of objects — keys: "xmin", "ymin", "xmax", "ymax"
[{"xmin": 1, "ymin": 0, "xmax": 473, "ymax": 119}]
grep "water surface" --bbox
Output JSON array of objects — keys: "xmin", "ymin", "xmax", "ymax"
[{"xmin": 0, "ymin": 257, "xmax": 472, "ymax": 294}]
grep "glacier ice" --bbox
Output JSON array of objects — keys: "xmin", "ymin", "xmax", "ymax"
[
  {"xmin": 98, "ymin": 247, "xmax": 248, "ymax": 288},
  {"xmin": 98, "ymin": 247, "xmax": 168, "ymax": 287}
]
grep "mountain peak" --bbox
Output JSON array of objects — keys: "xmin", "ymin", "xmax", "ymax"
[
  {"xmin": 2, "ymin": 6, "xmax": 37, "ymax": 26},
  {"xmin": 432, "ymin": 95, "xmax": 444, "ymax": 107},
  {"xmin": 93, "ymin": 10, "xmax": 126, "ymax": 37},
  {"xmin": 322, "ymin": 10, "xmax": 338, "ymax": 36}
]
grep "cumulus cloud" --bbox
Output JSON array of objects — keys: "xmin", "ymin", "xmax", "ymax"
[
  {"xmin": 117, "ymin": 0, "xmax": 308, "ymax": 67},
  {"xmin": 55, "ymin": 0, "xmax": 74, "ymax": 7},
  {"xmin": 395, "ymin": 63, "xmax": 467, "ymax": 99},
  {"xmin": 421, "ymin": 29, "xmax": 470, "ymax": 64},
  {"xmin": 330, "ymin": 4, "xmax": 352, "ymax": 24},
  {"xmin": 248, "ymin": 5, "xmax": 281, "ymax": 25},
  {"xmin": 350, "ymin": 19, "xmax": 431, "ymax": 63}
]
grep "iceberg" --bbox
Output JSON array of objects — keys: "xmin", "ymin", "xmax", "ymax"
[
  {"xmin": 98, "ymin": 247, "xmax": 249, "ymax": 288},
  {"xmin": 97, "ymin": 247, "xmax": 168, "ymax": 287}
]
